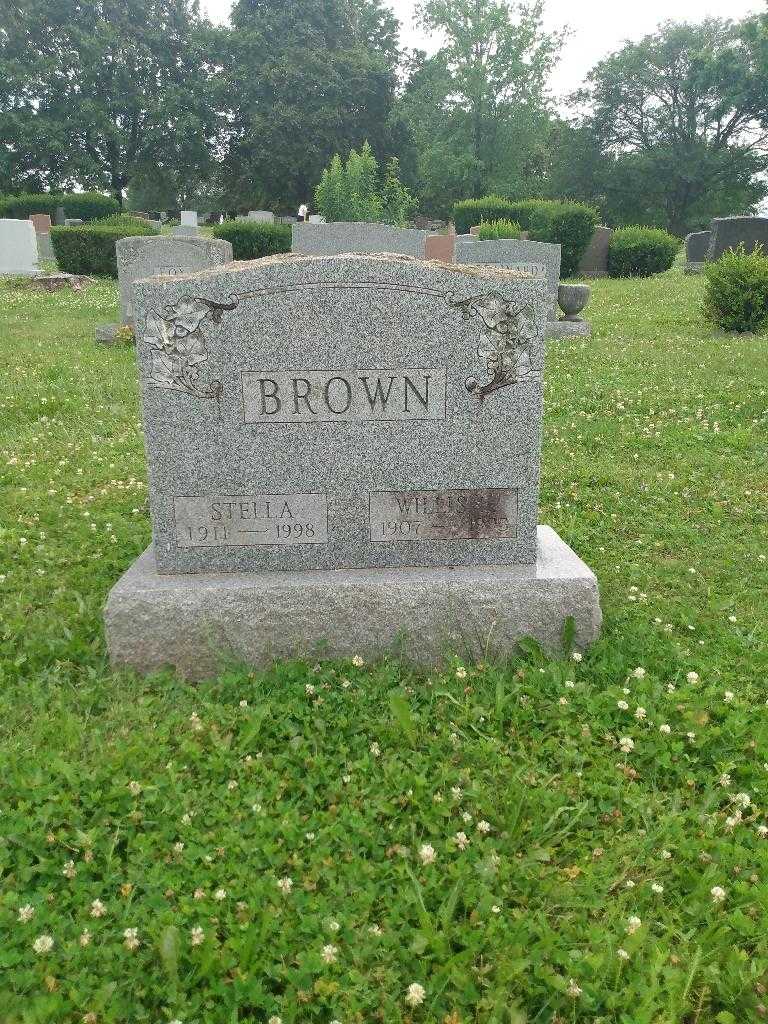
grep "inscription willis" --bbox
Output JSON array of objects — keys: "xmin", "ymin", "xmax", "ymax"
[{"xmin": 242, "ymin": 368, "xmax": 446, "ymax": 424}]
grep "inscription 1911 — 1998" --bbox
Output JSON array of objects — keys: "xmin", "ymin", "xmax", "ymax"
[{"xmin": 174, "ymin": 494, "xmax": 328, "ymax": 547}]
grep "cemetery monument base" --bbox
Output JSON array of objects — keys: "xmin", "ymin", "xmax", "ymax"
[
  {"xmin": 103, "ymin": 253, "xmax": 601, "ymax": 677},
  {"xmin": 105, "ymin": 528, "xmax": 602, "ymax": 679}
]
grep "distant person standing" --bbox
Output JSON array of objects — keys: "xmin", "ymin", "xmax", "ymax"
[{"xmin": 298, "ymin": 203, "xmax": 308, "ymax": 222}]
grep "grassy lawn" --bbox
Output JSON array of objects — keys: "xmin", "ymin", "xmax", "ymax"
[{"xmin": 1, "ymin": 269, "xmax": 767, "ymax": 1023}]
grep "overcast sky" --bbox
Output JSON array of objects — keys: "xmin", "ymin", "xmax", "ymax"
[{"xmin": 200, "ymin": 0, "xmax": 764, "ymax": 99}]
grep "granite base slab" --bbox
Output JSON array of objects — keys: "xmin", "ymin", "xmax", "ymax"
[
  {"xmin": 105, "ymin": 526, "xmax": 602, "ymax": 679},
  {"xmin": 546, "ymin": 321, "xmax": 592, "ymax": 338}
]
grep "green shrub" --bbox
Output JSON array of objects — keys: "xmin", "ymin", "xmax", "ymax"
[
  {"xmin": 453, "ymin": 196, "xmax": 515, "ymax": 235},
  {"xmin": 0, "ymin": 191, "xmax": 119, "ymax": 222},
  {"xmin": 213, "ymin": 220, "xmax": 291, "ymax": 260},
  {"xmin": 314, "ymin": 144, "xmax": 414, "ymax": 225},
  {"xmin": 93, "ymin": 213, "xmax": 160, "ymax": 231},
  {"xmin": 608, "ymin": 226, "xmax": 679, "ymax": 278},
  {"xmin": 703, "ymin": 243, "xmax": 768, "ymax": 334},
  {"xmin": 50, "ymin": 222, "xmax": 157, "ymax": 277},
  {"xmin": 476, "ymin": 219, "xmax": 522, "ymax": 240},
  {"xmin": 455, "ymin": 197, "xmax": 599, "ymax": 275}
]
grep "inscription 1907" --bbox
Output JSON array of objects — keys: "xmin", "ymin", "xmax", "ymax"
[
  {"xmin": 242, "ymin": 368, "xmax": 446, "ymax": 424},
  {"xmin": 174, "ymin": 494, "xmax": 328, "ymax": 547},
  {"xmin": 370, "ymin": 488, "xmax": 518, "ymax": 542}
]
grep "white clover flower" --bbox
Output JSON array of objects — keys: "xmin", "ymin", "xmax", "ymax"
[
  {"xmin": 127, "ymin": 780, "xmax": 142, "ymax": 796},
  {"xmin": 173, "ymin": 842, "xmax": 184, "ymax": 854},
  {"xmin": 661, "ymin": 849, "xmax": 672, "ymax": 860},
  {"xmin": 33, "ymin": 934, "xmax": 54, "ymax": 955},
  {"xmin": 734, "ymin": 792, "xmax": 751, "ymax": 808},
  {"xmin": 491, "ymin": 904, "xmax": 501, "ymax": 913},
  {"xmin": 405, "ymin": 982, "xmax": 426, "ymax": 1007},
  {"xmin": 619, "ymin": 737, "xmax": 635, "ymax": 754},
  {"xmin": 686, "ymin": 671, "xmax": 700, "ymax": 684},
  {"xmin": 617, "ymin": 700, "xmax": 629, "ymax": 711},
  {"xmin": 462, "ymin": 811, "xmax": 473, "ymax": 824},
  {"xmin": 565, "ymin": 680, "xmax": 575, "ymax": 689},
  {"xmin": 17, "ymin": 905, "xmax": 34, "ymax": 923},
  {"xmin": 214, "ymin": 888, "xmax": 227, "ymax": 901},
  {"xmin": 419, "ymin": 843, "xmax": 436, "ymax": 865},
  {"xmin": 758, "ymin": 825, "xmax": 768, "ymax": 838},
  {"xmin": 351, "ymin": 655, "xmax": 364, "ymax": 668},
  {"xmin": 453, "ymin": 831, "xmax": 470, "ymax": 850},
  {"xmin": 659, "ymin": 724, "xmax": 671, "ymax": 735},
  {"xmin": 189, "ymin": 712, "xmax": 203, "ymax": 733},
  {"xmin": 62, "ymin": 859, "xmax": 76, "ymax": 879},
  {"xmin": 268, "ymin": 1017, "xmax": 283, "ymax": 1024},
  {"xmin": 369, "ymin": 742, "xmax": 381, "ymax": 756},
  {"xmin": 566, "ymin": 978, "xmax": 583, "ymax": 998},
  {"xmin": 725, "ymin": 812, "xmax": 742, "ymax": 830},
  {"xmin": 626, "ymin": 915, "xmax": 642, "ymax": 935},
  {"xmin": 724, "ymin": 691, "xmax": 735, "ymax": 703},
  {"xmin": 651, "ymin": 883, "xmax": 664, "ymax": 894},
  {"xmin": 193, "ymin": 888, "xmax": 205, "ymax": 900},
  {"xmin": 634, "ymin": 707, "xmax": 647, "ymax": 720},
  {"xmin": 181, "ymin": 812, "xmax": 192, "ymax": 825},
  {"xmin": 558, "ymin": 696, "xmax": 569, "ymax": 706},
  {"xmin": 711, "ymin": 886, "xmax": 726, "ymax": 904},
  {"xmin": 90, "ymin": 899, "xmax": 106, "ymax": 918},
  {"xmin": 632, "ymin": 667, "xmax": 646, "ymax": 679},
  {"xmin": 239, "ymin": 699, "xmax": 248, "ymax": 708},
  {"xmin": 477, "ymin": 820, "xmax": 491, "ymax": 834},
  {"xmin": 227, "ymin": 779, "xmax": 238, "ymax": 791},
  {"xmin": 321, "ymin": 943, "xmax": 338, "ymax": 964},
  {"xmin": 451, "ymin": 786, "xmax": 463, "ymax": 799},
  {"xmin": 79, "ymin": 929, "xmax": 91, "ymax": 947},
  {"xmin": 572, "ymin": 652, "xmax": 582, "ymax": 663},
  {"xmin": 328, "ymin": 919, "xmax": 340, "ymax": 932},
  {"xmin": 123, "ymin": 927, "xmax": 140, "ymax": 950},
  {"xmin": 719, "ymin": 773, "xmax": 732, "ymax": 788},
  {"xmin": 624, "ymin": 879, "xmax": 635, "ymax": 889},
  {"xmin": 190, "ymin": 926, "xmax": 205, "ymax": 946},
  {"xmin": 305, "ymin": 684, "xmax": 316, "ymax": 696},
  {"xmin": 617, "ymin": 948, "xmax": 630, "ymax": 960},
  {"xmin": 277, "ymin": 877, "xmax": 293, "ymax": 894},
  {"xmin": 455, "ymin": 666, "xmax": 468, "ymax": 680},
  {"xmin": 368, "ymin": 924, "xmax": 382, "ymax": 935}
]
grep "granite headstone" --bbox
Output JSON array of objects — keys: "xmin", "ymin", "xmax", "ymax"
[
  {"xmin": 105, "ymin": 253, "xmax": 602, "ymax": 674},
  {"xmin": 685, "ymin": 230, "xmax": 711, "ymax": 273},
  {"xmin": 577, "ymin": 226, "xmax": 612, "ymax": 278},
  {"xmin": 0, "ymin": 219, "xmax": 39, "ymax": 275},
  {"xmin": 180, "ymin": 210, "xmax": 198, "ymax": 227},
  {"xmin": 708, "ymin": 217, "xmax": 768, "ymax": 261},
  {"xmin": 115, "ymin": 234, "xmax": 233, "ymax": 324},
  {"xmin": 455, "ymin": 238, "xmax": 561, "ymax": 319},
  {"xmin": 292, "ymin": 222, "xmax": 429, "ymax": 258},
  {"xmin": 249, "ymin": 211, "xmax": 275, "ymax": 223}
]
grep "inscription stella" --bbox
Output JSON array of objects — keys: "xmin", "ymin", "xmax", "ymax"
[
  {"xmin": 242, "ymin": 368, "xmax": 447, "ymax": 424},
  {"xmin": 173, "ymin": 493, "xmax": 328, "ymax": 548}
]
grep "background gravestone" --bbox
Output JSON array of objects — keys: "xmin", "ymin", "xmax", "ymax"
[
  {"xmin": 577, "ymin": 226, "xmax": 612, "ymax": 278},
  {"xmin": 29, "ymin": 214, "xmax": 55, "ymax": 261},
  {"xmin": 292, "ymin": 222, "xmax": 428, "ymax": 258},
  {"xmin": 708, "ymin": 217, "xmax": 768, "ymax": 261},
  {"xmin": 180, "ymin": 210, "xmax": 198, "ymax": 227},
  {"xmin": 115, "ymin": 234, "xmax": 233, "ymax": 324},
  {"xmin": 0, "ymin": 219, "xmax": 39, "ymax": 275},
  {"xmin": 105, "ymin": 253, "xmax": 601, "ymax": 674},
  {"xmin": 685, "ymin": 230, "xmax": 711, "ymax": 273},
  {"xmin": 249, "ymin": 211, "xmax": 275, "ymax": 223},
  {"xmin": 455, "ymin": 238, "xmax": 561, "ymax": 319}
]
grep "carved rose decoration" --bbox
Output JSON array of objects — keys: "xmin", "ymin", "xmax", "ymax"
[
  {"xmin": 450, "ymin": 291, "xmax": 542, "ymax": 398},
  {"xmin": 143, "ymin": 295, "xmax": 238, "ymax": 419}
]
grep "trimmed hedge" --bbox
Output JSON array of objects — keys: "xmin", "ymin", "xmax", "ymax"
[
  {"xmin": 608, "ymin": 226, "xmax": 679, "ymax": 278},
  {"xmin": 51, "ymin": 222, "xmax": 158, "ymax": 277},
  {"xmin": 213, "ymin": 220, "xmax": 291, "ymax": 260},
  {"xmin": 476, "ymin": 219, "xmax": 522, "ymax": 240},
  {"xmin": 0, "ymin": 192, "xmax": 120, "ymax": 222},
  {"xmin": 704, "ymin": 243, "xmax": 768, "ymax": 334},
  {"xmin": 454, "ymin": 197, "xmax": 599, "ymax": 276},
  {"xmin": 454, "ymin": 196, "xmax": 516, "ymax": 235}
]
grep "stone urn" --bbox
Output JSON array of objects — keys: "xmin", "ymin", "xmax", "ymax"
[{"xmin": 558, "ymin": 283, "xmax": 591, "ymax": 322}]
